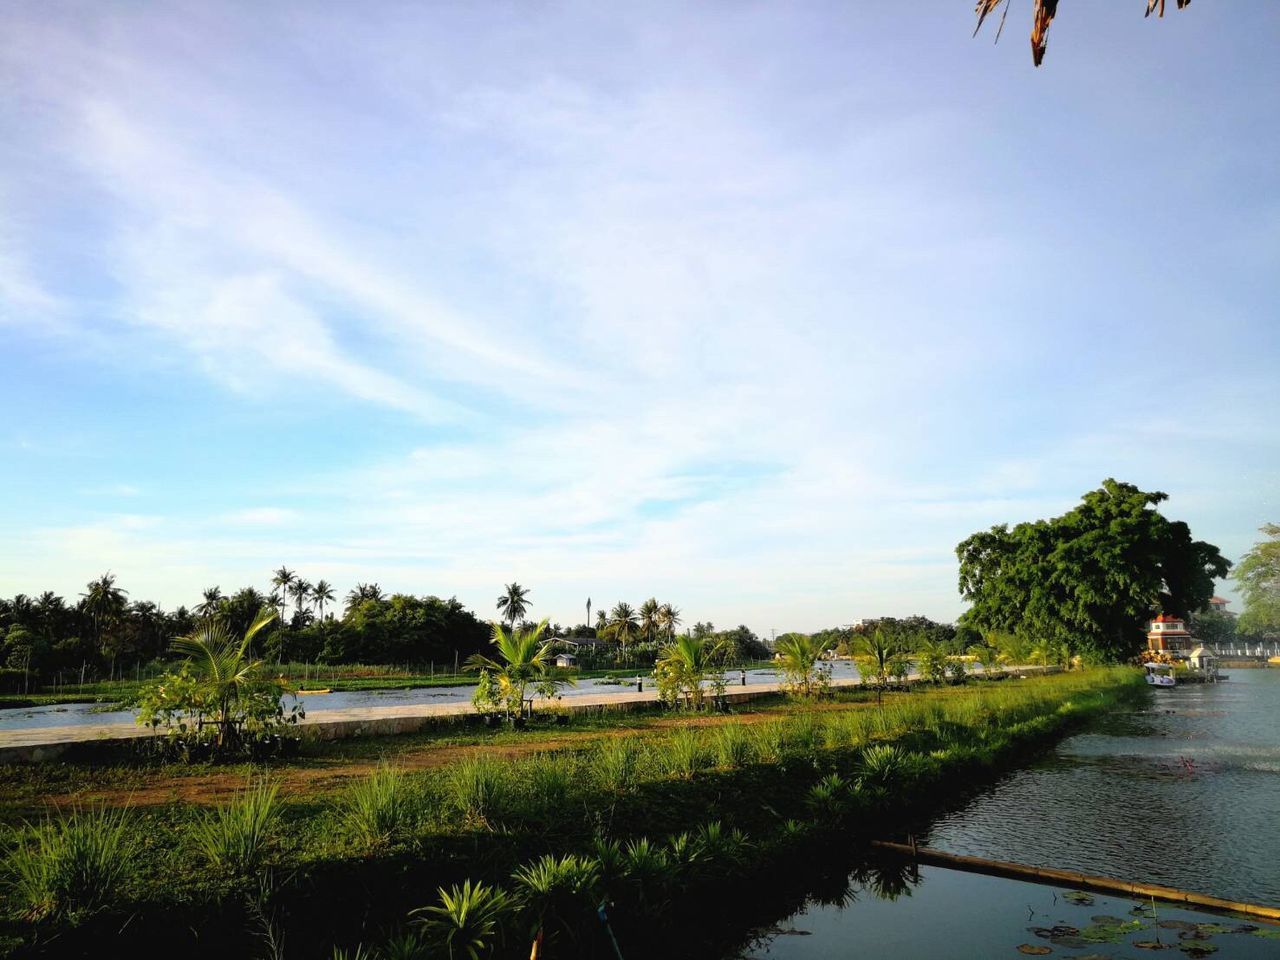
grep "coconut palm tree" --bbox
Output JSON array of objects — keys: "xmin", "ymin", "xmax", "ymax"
[
  {"xmin": 638, "ymin": 598, "xmax": 662, "ymax": 645},
  {"xmin": 196, "ymin": 586, "xmax": 224, "ymax": 619},
  {"xmin": 289, "ymin": 580, "xmax": 312, "ymax": 618},
  {"xmin": 609, "ymin": 602, "xmax": 639, "ymax": 648},
  {"xmin": 271, "ymin": 566, "xmax": 296, "ymax": 625},
  {"xmin": 311, "ymin": 580, "xmax": 335, "ymax": 620},
  {"xmin": 775, "ymin": 633, "xmax": 827, "ymax": 698},
  {"xmin": 974, "ymin": 0, "xmax": 1191, "ymax": 68},
  {"xmin": 496, "ymin": 582, "xmax": 531, "ymax": 631},
  {"xmin": 464, "ymin": 619, "xmax": 568, "ymax": 716},
  {"xmin": 595, "ymin": 609, "xmax": 608, "ymax": 633},
  {"xmin": 169, "ymin": 606, "xmax": 279, "ymax": 748},
  {"xmin": 344, "ymin": 582, "xmax": 384, "ymax": 614},
  {"xmin": 654, "ymin": 634, "xmax": 728, "ymax": 709},
  {"xmin": 81, "ymin": 573, "xmax": 128, "ymax": 665},
  {"xmin": 658, "ymin": 603, "xmax": 681, "ymax": 641}
]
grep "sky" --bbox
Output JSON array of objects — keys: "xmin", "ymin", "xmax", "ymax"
[{"xmin": 1, "ymin": 2, "xmax": 1277, "ymax": 635}]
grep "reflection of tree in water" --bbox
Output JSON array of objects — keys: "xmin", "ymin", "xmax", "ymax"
[{"xmin": 850, "ymin": 855, "xmax": 920, "ymax": 903}]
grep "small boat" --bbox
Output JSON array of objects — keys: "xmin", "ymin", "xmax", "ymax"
[
  {"xmin": 297, "ymin": 688, "xmax": 332, "ymax": 695},
  {"xmin": 1144, "ymin": 663, "xmax": 1176, "ymax": 687}
]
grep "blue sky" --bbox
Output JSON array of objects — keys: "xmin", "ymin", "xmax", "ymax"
[{"xmin": 1, "ymin": 2, "xmax": 1277, "ymax": 633}]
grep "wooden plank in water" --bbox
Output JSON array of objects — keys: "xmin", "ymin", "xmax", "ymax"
[{"xmin": 870, "ymin": 841, "xmax": 1280, "ymax": 922}]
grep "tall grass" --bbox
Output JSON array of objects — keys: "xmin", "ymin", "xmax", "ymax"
[
  {"xmin": 657, "ymin": 728, "xmax": 711, "ymax": 780},
  {"xmin": 191, "ymin": 777, "xmax": 282, "ymax": 874},
  {"xmin": 446, "ymin": 755, "xmax": 514, "ymax": 828},
  {"xmin": 591, "ymin": 738, "xmax": 642, "ymax": 792},
  {"xmin": 7, "ymin": 805, "xmax": 138, "ymax": 921},
  {"xmin": 341, "ymin": 764, "xmax": 419, "ymax": 847}
]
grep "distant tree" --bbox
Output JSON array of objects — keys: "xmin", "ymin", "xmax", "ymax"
[
  {"xmin": 1188, "ymin": 609, "xmax": 1238, "ymax": 648},
  {"xmin": 271, "ymin": 566, "xmax": 296, "ymax": 625},
  {"xmin": 957, "ymin": 479, "xmax": 1230, "ymax": 662},
  {"xmin": 345, "ymin": 582, "xmax": 384, "ymax": 614},
  {"xmin": 312, "ymin": 580, "xmax": 335, "ymax": 620},
  {"xmin": 1235, "ymin": 524, "xmax": 1280, "ymax": 638},
  {"xmin": 774, "ymin": 634, "xmax": 829, "ymax": 698},
  {"xmin": 853, "ymin": 627, "xmax": 901, "ymax": 704},
  {"xmin": 289, "ymin": 579, "xmax": 312, "ymax": 618},
  {"xmin": 496, "ymin": 583, "xmax": 531, "ymax": 632},
  {"xmin": 658, "ymin": 603, "xmax": 682, "ymax": 641},
  {"xmin": 609, "ymin": 603, "xmax": 640, "ymax": 648},
  {"xmin": 638, "ymin": 598, "xmax": 662, "ymax": 645},
  {"xmin": 80, "ymin": 573, "xmax": 129, "ymax": 672},
  {"xmin": 195, "ymin": 587, "xmax": 223, "ymax": 619}
]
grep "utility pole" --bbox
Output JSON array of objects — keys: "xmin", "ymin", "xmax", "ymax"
[{"xmin": 586, "ymin": 597, "xmax": 592, "ymax": 631}]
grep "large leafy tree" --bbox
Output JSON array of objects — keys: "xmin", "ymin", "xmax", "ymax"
[
  {"xmin": 1235, "ymin": 524, "xmax": 1280, "ymax": 638},
  {"xmin": 956, "ymin": 479, "xmax": 1230, "ymax": 662}
]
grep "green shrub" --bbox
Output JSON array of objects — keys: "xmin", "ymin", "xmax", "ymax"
[
  {"xmin": 6, "ymin": 806, "xmax": 138, "ymax": 921},
  {"xmin": 191, "ymin": 777, "xmax": 281, "ymax": 874},
  {"xmin": 510, "ymin": 854, "xmax": 601, "ymax": 940}
]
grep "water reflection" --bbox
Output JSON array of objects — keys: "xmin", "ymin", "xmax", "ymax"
[{"xmin": 745, "ymin": 863, "xmax": 1280, "ymax": 960}]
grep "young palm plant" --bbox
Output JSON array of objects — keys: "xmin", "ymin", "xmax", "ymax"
[
  {"xmin": 464, "ymin": 619, "xmax": 571, "ymax": 718},
  {"xmin": 654, "ymin": 635, "xmax": 728, "ymax": 709},
  {"xmin": 510, "ymin": 854, "xmax": 601, "ymax": 949},
  {"xmin": 411, "ymin": 879, "xmax": 514, "ymax": 960},
  {"xmin": 774, "ymin": 633, "xmax": 828, "ymax": 698},
  {"xmin": 853, "ymin": 627, "xmax": 900, "ymax": 705}
]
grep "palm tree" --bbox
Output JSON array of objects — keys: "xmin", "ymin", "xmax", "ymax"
[
  {"xmin": 968, "ymin": 642, "xmax": 1002, "ymax": 676},
  {"xmin": 657, "ymin": 603, "xmax": 681, "ymax": 641},
  {"xmin": 496, "ymin": 582, "xmax": 531, "ymax": 631},
  {"xmin": 775, "ymin": 633, "xmax": 827, "ymax": 698},
  {"xmin": 853, "ymin": 627, "xmax": 900, "ymax": 705},
  {"xmin": 638, "ymin": 598, "xmax": 662, "ymax": 645},
  {"xmin": 196, "ymin": 586, "xmax": 224, "ymax": 619},
  {"xmin": 170, "ymin": 606, "xmax": 279, "ymax": 748},
  {"xmin": 464, "ymin": 619, "xmax": 568, "ymax": 716},
  {"xmin": 81, "ymin": 573, "xmax": 128, "ymax": 662},
  {"xmin": 974, "ymin": 0, "xmax": 1192, "ymax": 68},
  {"xmin": 345, "ymin": 582, "xmax": 384, "ymax": 614},
  {"xmin": 289, "ymin": 579, "xmax": 312, "ymax": 618},
  {"xmin": 609, "ymin": 602, "xmax": 640, "ymax": 648},
  {"xmin": 595, "ymin": 609, "xmax": 608, "ymax": 633},
  {"xmin": 271, "ymin": 566, "xmax": 296, "ymax": 625},
  {"xmin": 654, "ymin": 635, "xmax": 728, "ymax": 709},
  {"xmin": 311, "ymin": 580, "xmax": 335, "ymax": 620},
  {"xmin": 915, "ymin": 637, "xmax": 949, "ymax": 684},
  {"xmin": 586, "ymin": 597, "xmax": 591, "ymax": 631}
]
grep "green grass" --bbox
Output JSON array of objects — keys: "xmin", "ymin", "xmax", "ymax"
[{"xmin": 0, "ymin": 669, "xmax": 1146, "ymax": 956}]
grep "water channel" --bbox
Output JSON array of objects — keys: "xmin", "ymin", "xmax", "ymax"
[{"xmin": 747, "ymin": 668, "xmax": 1280, "ymax": 959}]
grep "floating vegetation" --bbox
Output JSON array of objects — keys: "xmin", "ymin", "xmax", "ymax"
[
  {"xmin": 1062, "ymin": 889, "xmax": 1097, "ymax": 906},
  {"xmin": 1016, "ymin": 945, "xmax": 1052, "ymax": 955}
]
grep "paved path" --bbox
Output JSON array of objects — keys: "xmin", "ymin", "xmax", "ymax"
[{"xmin": 0, "ymin": 668, "xmax": 1053, "ymax": 763}]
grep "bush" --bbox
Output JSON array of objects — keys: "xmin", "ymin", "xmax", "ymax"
[
  {"xmin": 446, "ymin": 756, "xmax": 514, "ymax": 828},
  {"xmin": 410, "ymin": 879, "xmax": 514, "ymax": 960},
  {"xmin": 191, "ymin": 777, "xmax": 282, "ymax": 874},
  {"xmin": 6, "ymin": 806, "xmax": 138, "ymax": 921},
  {"xmin": 591, "ymin": 738, "xmax": 642, "ymax": 793}
]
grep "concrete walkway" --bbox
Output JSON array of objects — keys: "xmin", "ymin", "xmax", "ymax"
[{"xmin": 0, "ymin": 668, "xmax": 1053, "ymax": 764}]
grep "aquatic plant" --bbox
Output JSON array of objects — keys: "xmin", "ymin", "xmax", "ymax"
[
  {"xmin": 6, "ymin": 805, "xmax": 139, "ymax": 921},
  {"xmin": 191, "ymin": 777, "xmax": 281, "ymax": 875}
]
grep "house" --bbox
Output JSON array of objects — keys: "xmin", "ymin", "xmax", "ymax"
[
  {"xmin": 553, "ymin": 652, "xmax": 578, "ymax": 669},
  {"xmin": 1207, "ymin": 596, "xmax": 1233, "ymax": 616},
  {"xmin": 1147, "ymin": 614, "xmax": 1193, "ymax": 654}
]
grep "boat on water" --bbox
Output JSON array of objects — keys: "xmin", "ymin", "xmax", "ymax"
[{"xmin": 1144, "ymin": 663, "xmax": 1176, "ymax": 687}]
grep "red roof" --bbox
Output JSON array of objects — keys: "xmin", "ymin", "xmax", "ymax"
[{"xmin": 1153, "ymin": 614, "xmax": 1183, "ymax": 623}]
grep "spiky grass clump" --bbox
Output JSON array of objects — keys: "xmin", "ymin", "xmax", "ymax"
[
  {"xmin": 511, "ymin": 853, "xmax": 601, "ymax": 938},
  {"xmin": 658, "ymin": 728, "xmax": 710, "ymax": 780},
  {"xmin": 591, "ymin": 738, "xmax": 643, "ymax": 792},
  {"xmin": 340, "ymin": 764, "xmax": 419, "ymax": 848},
  {"xmin": 7, "ymin": 805, "xmax": 138, "ymax": 922},
  {"xmin": 410, "ymin": 879, "xmax": 514, "ymax": 959},
  {"xmin": 191, "ymin": 777, "xmax": 281, "ymax": 875},
  {"xmin": 446, "ymin": 755, "xmax": 514, "ymax": 828},
  {"xmin": 712, "ymin": 723, "xmax": 753, "ymax": 769}
]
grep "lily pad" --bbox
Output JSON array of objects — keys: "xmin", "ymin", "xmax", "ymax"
[
  {"xmin": 1158, "ymin": 920, "xmax": 1198, "ymax": 931},
  {"xmin": 1017, "ymin": 946, "xmax": 1053, "ymax": 956},
  {"xmin": 1081, "ymin": 920, "xmax": 1145, "ymax": 943},
  {"xmin": 1049, "ymin": 935, "xmax": 1089, "ymax": 949},
  {"xmin": 1093, "ymin": 916, "xmax": 1128, "ymax": 925},
  {"xmin": 1132, "ymin": 941, "xmax": 1175, "ymax": 950},
  {"xmin": 1251, "ymin": 927, "xmax": 1280, "ymax": 940},
  {"xmin": 1179, "ymin": 945, "xmax": 1218, "ymax": 958},
  {"xmin": 1178, "ymin": 930, "xmax": 1210, "ymax": 942},
  {"xmin": 1192, "ymin": 923, "xmax": 1232, "ymax": 936},
  {"xmin": 1063, "ymin": 891, "xmax": 1096, "ymax": 906}
]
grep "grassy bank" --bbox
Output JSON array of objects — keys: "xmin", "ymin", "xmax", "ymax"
[{"xmin": 0, "ymin": 668, "xmax": 1144, "ymax": 958}]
